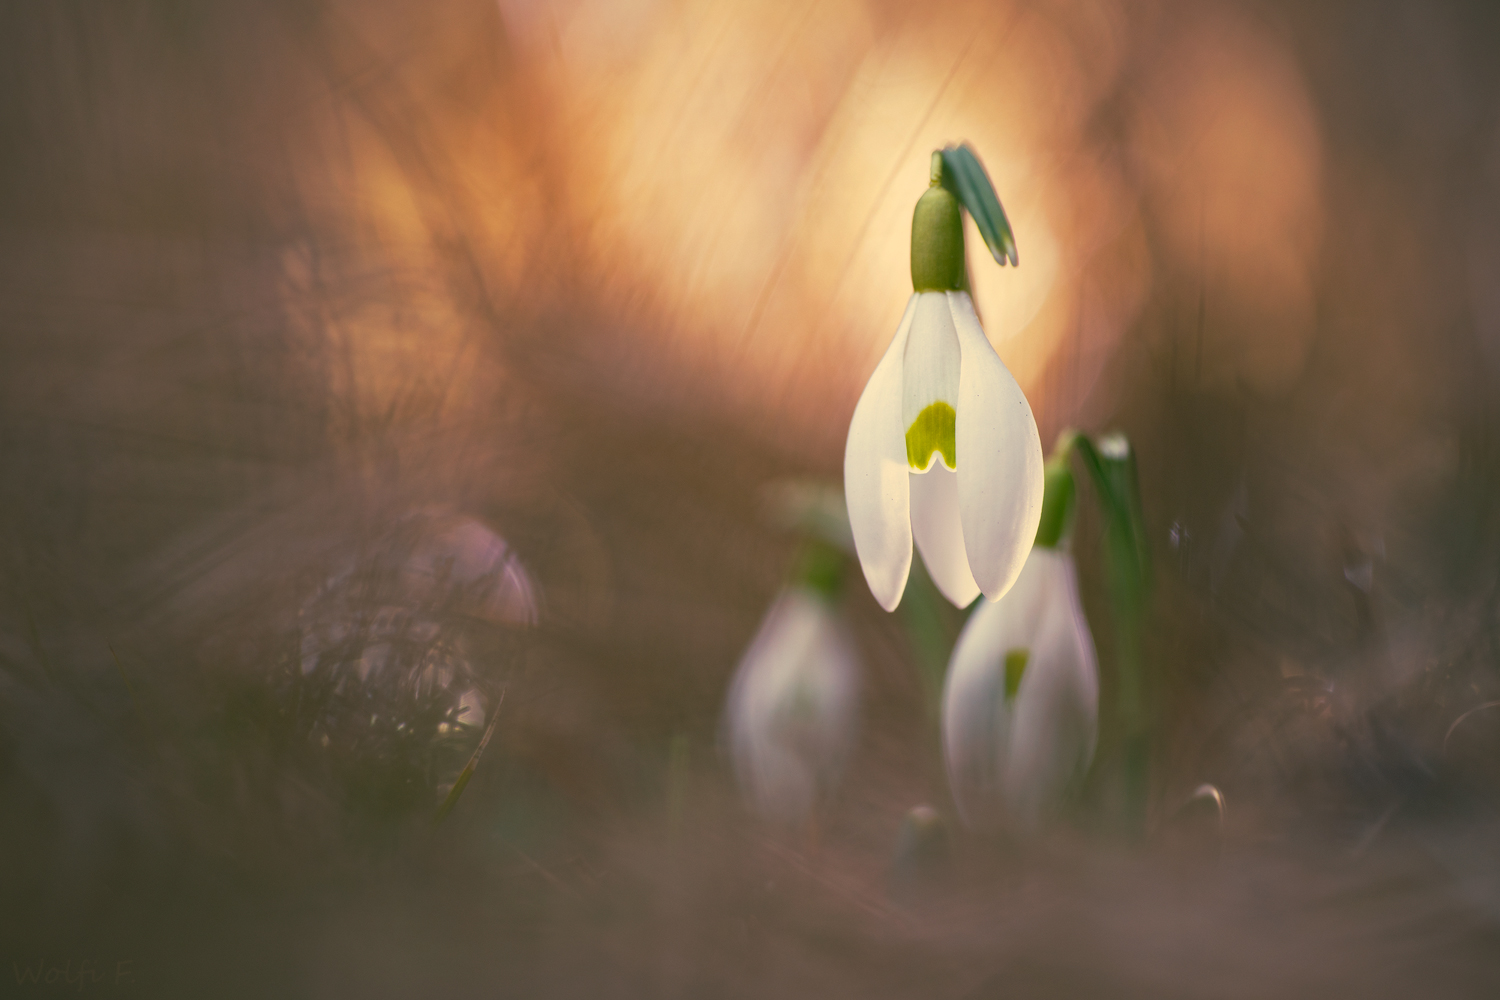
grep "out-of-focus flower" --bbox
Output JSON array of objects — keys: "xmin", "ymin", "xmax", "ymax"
[
  {"xmin": 300, "ymin": 509, "xmax": 538, "ymax": 690},
  {"xmin": 942, "ymin": 538, "xmax": 1098, "ymax": 831},
  {"xmin": 295, "ymin": 509, "xmax": 538, "ymax": 813},
  {"xmin": 725, "ymin": 582, "xmax": 859, "ymax": 827},
  {"xmin": 401, "ymin": 513, "xmax": 540, "ymax": 629},
  {"xmin": 845, "ymin": 153, "xmax": 1043, "ymax": 612}
]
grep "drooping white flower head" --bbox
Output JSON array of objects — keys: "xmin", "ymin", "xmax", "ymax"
[
  {"xmin": 844, "ymin": 160, "xmax": 1043, "ymax": 611},
  {"xmin": 724, "ymin": 586, "xmax": 860, "ymax": 827},
  {"xmin": 942, "ymin": 545, "xmax": 1098, "ymax": 830}
]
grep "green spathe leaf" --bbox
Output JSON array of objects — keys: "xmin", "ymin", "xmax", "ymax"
[{"xmin": 939, "ymin": 144, "xmax": 1018, "ymax": 268}]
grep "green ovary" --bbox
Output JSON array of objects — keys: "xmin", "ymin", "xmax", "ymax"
[{"xmin": 905, "ymin": 401, "xmax": 957, "ymax": 471}]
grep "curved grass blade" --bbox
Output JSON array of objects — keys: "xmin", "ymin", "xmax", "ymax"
[
  {"xmin": 940, "ymin": 144, "xmax": 1018, "ymax": 267},
  {"xmin": 433, "ymin": 688, "xmax": 504, "ymax": 826}
]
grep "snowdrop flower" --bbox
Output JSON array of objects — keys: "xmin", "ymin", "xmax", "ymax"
[
  {"xmin": 942, "ymin": 497, "xmax": 1098, "ymax": 830},
  {"xmin": 725, "ymin": 582, "xmax": 859, "ymax": 827},
  {"xmin": 844, "ymin": 155, "xmax": 1043, "ymax": 611}
]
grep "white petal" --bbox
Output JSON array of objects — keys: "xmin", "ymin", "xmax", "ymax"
[
  {"xmin": 844, "ymin": 295, "xmax": 918, "ymax": 611},
  {"xmin": 1006, "ymin": 556, "xmax": 1099, "ymax": 828},
  {"xmin": 908, "ymin": 465, "xmax": 979, "ymax": 607},
  {"xmin": 1056, "ymin": 554, "xmax": 1100, "ymax": 767},
  {"xmin": 949, "ymin": 291, "xmax": 1044, "ymax": 601},
  {"xmin": 901, "ymin": 291, "xmax": 962, "ymax": 463},
  {"xmin": 941, "ymin": 548, "xmax": 1054, "ymax": 828},
  {"xmin": 725, "ymin": 589, "xmax": 860, "ymax": 826}
]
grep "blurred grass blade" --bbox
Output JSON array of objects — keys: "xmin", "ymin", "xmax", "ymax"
[
  {"xmin": 940, "ymin": 144, "xmax": 1018, "ymax": 267},
  {"xmin": 433, "ymin": 689, "xmax": 505, "ymax": 826},
  {"xmin": 1068, "ymin": 431, "xmax": 1153, "ymax": 834}
]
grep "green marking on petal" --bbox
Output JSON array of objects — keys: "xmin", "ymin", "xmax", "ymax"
[
  {"xmin": 905, "ymin": 401, "xmax": 957, "ymax": 471},
  {"xmin": 1004, "ymin": 648, "xmax": 1029, "ymax": 701}
]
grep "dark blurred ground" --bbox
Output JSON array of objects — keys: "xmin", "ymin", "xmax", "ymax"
[{"xmin": 3, "ymin": 0, "xmax": 1500, "ymax": 996}]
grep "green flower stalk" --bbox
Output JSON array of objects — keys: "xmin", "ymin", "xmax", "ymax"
[{"xmin": 1055, "ymin": 429, "xmax": 1154, "ymax": 832}]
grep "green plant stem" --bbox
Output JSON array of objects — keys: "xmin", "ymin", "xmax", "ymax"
[
  {"xmin": 898, "ymin": 562, "xmax": 952, "ymax": 729},
  {"xmin": 1062, "ymin": 430, "xmax": 1152, "ymax": 835}
]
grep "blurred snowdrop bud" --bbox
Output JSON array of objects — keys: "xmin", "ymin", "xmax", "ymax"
[
  {"xmin": 942, "ymin": 546, "xmax": 1098, "ymax": 831},
  {"xmin": 725, "ymin": 584, "xmax": 860, "ymax": 827},
  {"xmin": 844, "ymin": 149, "xmax": 1043, "ymax": 613},
  {"xmin": 889, "ymin": 804, "xmax": 951, "ymax": 902}
]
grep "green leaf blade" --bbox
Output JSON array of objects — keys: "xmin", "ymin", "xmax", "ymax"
[{"xmin": 940, "ymin": 144, "xmax": 1018, "ymax": 268}]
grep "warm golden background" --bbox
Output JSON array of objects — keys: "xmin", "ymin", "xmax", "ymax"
[{"xmin": 3, "ymin": 0, "xmax": 1500, "ymax": 996}]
